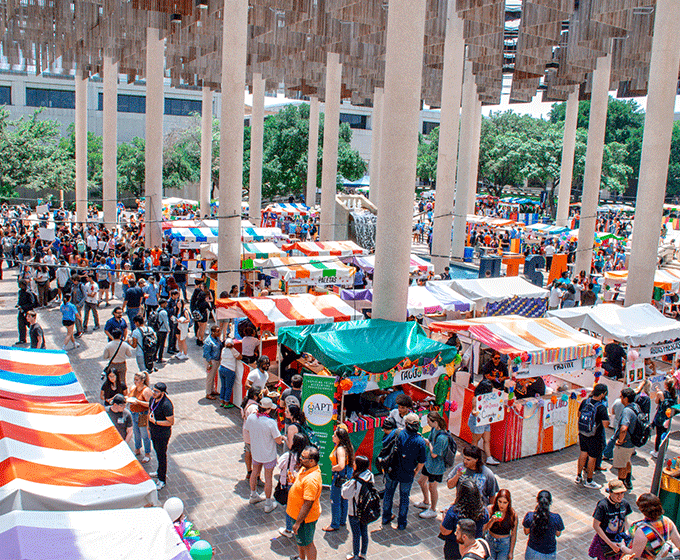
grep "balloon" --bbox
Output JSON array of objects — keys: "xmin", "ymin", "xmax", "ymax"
[
  {"xmin": 513, "ymin": 356, "xmax": 521, "ymax": 365},
  {"xmin": 570, "ymin": 392, "xmax": 577, "ymax": 400},
  {"xmin": 628, "ymin": 349, "xmax": 639, "ymax": 362},
  {"xmin": 164, "ymin": 497, "xmax": 184, "ymax": 522},
  {"xmin": 551, "ymin": 395, "xmax": 557, "ymax": 404},
  {"xmin": 190, "ymin": 540, "xmax": 213, "ymax": 560}
]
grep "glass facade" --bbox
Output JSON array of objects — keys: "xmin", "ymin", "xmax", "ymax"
[{"xmin": 26, "ymin": 87, "xmax": 75, "ymax": 109}]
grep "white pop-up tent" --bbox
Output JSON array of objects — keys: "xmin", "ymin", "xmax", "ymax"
[{"xmin": 450, "ymin": 277, "xmax": 549, "ymax": 318}]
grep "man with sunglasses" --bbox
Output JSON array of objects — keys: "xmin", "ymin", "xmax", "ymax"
[
  {"xmin": 287, "ymin": 446, "xmax": 323, "ymax": 560},
  {"xmin": 148, "ymin": 382, "xmax": 174, "ymax": 491}
]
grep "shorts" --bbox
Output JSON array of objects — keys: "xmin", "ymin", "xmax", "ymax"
[
  {"xmin": 468, "ymin": 413, "xmax": 490, "ymax": 435},
  {"xmin": 422, "ymin": 466, "xmax": 443, "ymax": 483},
  {"xmin": 253, "ymin": 458, "xmax": 277, "ymax": 470},
  {"xmin": 613, "ymin": 445, "xmax": 635, "ymax": 469},
  {"xmin": 579, "ymin": 434, "xmax": 603, "ymax": 459},
  {"xmin": 295, "ymin": 520, "xmax": 317, "ymax": 547},
  {"xmin": 62, "ymin": 320, "xmax": 75, "ymax": 327},
  {"xmin": 97, "ymin": 279, "xmax": 110, "ymax": 289}
]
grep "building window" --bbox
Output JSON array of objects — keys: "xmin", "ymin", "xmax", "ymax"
[
  {"xmin": 422, "ymin": 121, "xmax": 439, "ymax": 135},
  {"xmin": 97, "ymin": 93, "xmax": 146, "ymax": 113},
  {"xmin": 25, "ymin": 87, "xmax": 75, "ymax": 109},
  {"xmin": 164, "ymin": 97, "xmax": 202, "ymax": 116},
  {"xmin": 339, "ymin": 113, "xmax": 367, "ymax": 130},
  {"xmin": 0, "ymin": 86, "xmax": 10, "ymax": 105}
]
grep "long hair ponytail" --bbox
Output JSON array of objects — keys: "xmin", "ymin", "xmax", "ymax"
[{"xmin": 531, "ymin": 490, "xmax": 552, "ymax": 537}]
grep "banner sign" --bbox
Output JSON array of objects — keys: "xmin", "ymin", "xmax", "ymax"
[
  {"xmin": 543, "ymin": 397, "xmax": 569, "ymax": 428},
  {"xmin": 637, "ymin": 341, "xmax": 680, "ymax": 359},
  {"xmin": 301, "ymin": 374, "xmax": 337, "ymax": 485},
  {"xmin": 475, "ymin": 390, "xmax": 505, "ymax": 426},
  {"xmin": 528, "ymin": 356, "xmax": 596, "ymax": 378}
]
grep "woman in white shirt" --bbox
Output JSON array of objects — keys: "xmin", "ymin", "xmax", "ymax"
[{"xmin": 218, "ymin": 338, "xmax": 241, "ymax": 408}]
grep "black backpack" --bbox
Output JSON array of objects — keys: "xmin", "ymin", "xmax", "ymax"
[
  {"xmin": 147, "ymin": 309, "xmax": 160, "ymax": 332},
  {"xmin": 578, "ymin": 398, "xmax": 599, "ymax": 437},
  {"xmin": 628, "ymin": 403, "xmax": 652, "ymax": 448},
  {"xmin": 439, "ymin": 431, "xmax": 458, "ymax": 469},
  {"xmin": 355, "ymin": 478, "xmax": 381, "ymax": 524},
  {"xmin": 376, "ymin": 430, "xmax": 401, "ymax": 476},
  {"xmin": 140, "ymin": 327, "xmax": 158, "ymax": 356}
]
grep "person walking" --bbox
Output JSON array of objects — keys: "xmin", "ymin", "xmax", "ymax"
[
  {"xmin": 522, "ymin": 490, "xmax": 564, "ymax": 560},
  {"xmin": 588, "ymin": 480, "xmax": 632, "ymax": 560},
  {"xmin": 130, "ymin": 315, "xmax": 157, "ymax": 374},
  {"xmin": 16, "ymin": 280, "xmax": 38, "ymax": 344},
  {"xmin": 382, "ymin": 412, "xmax": 427, "ymax": 530},
  {"xmin": 651, "ymin": 377, "xmax": 677, "ymax": 459},
  {"xmin": 70, "ymin": 274, "xmax": 85, "ymax": 337},
  {"xmin": 576, "ymin": 383, "xmax": 610, "ymax": 489},
  {"xmin": 483, "ymin": 490, "xmax": 517, "ymax": 560},
  {"xmin": 26, "ymin": 310, "xmax": 45, "ymax": 349},
  {"xmin": 456, "ymin": 518, "xmax": 491, "ymax": 560},
  {"xmin": 287, "ymin": 446, "xmax": 323, "ymax": 560},
  {"xmin": 166, "ymin": 290, "xmax": 180, "ymax": 355},
  {"xmin": 415, "ymin": 411, "xmax": 450, "ymax": 519},
  {"xmin": 324, "ymin": 426, "xmax": 354, "ymax": 532},
  {"xmin": 104, "ymin": 307, "xmax": 128, "ymax": 341},
  {"xmin": 127, "ymin": 371, "xmax": 152, "ymax": 464},
  {"xmin": 122, "ymin": 278, "xmax": 144, "ymax": 326},
  {"xmin": 82, "ymin": 275, "xmax": 100, "ymax": 332},
  {"xmin": 241, "ymin": 385, "xmax": 262, "ymax": 481},
  {"xmin": 155, "ymin": 298, "xmax": 170, "ymax": 364},
  {"xmin": 174, "ymin": 299, "xmax": 190, "ymax": 360},
  {"xmin": 106, "ymin": 393, "xmax": 133, "ymax": 443},
  {"xmin": 218, "ymin": 337, "xmax": 240, "ymax": 408},
  {"xmin": 440, "ymin": 480, "xmax": 489, "ymax": 560},
  {"xmin": 59, "ymin": 294, "xmax": 79, "ymax": 351},
  {"xmin": 447, "ymin": 445, "xmax": 499, "ymax": 506},
  {"xmin": 341, "ymin": 455, "xmax": 375, "ymax": 560},
  {"xmin": 103, "ymin": 329, "xmax": 134, "ymax": 386},
  {"xmin": 202, "ymin": 325, "xmax": 223, "ymax": 400},
  {"xmin": 620, "ymin": 493, "xmax": 680, "ymax": 559},
  {"xmin": 244, "ymin": 396, "xmax": 283, "ymax": 513},
  {"xmin": 277, "ymin": 433, "xmax": 307, "ymax": 539},
  {"xmin": 148, "ymin": 382, "xmax": 174, "ymax": 491}
]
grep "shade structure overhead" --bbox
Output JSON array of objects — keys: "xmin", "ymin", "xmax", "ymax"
[
  {"xmin": 252, "ymin": 256, "xmax": 356, "ymax": 284},
  {"xmin": 449, "ymin": 276, "xmax": 549, "ymax": 307},
  {"xmin": 349, "ymin": 254, "xmax": 434, "ymax": 275},
  {"xmin": 284, "ymin": 240, "xmax": 368, "ymax": 257}
]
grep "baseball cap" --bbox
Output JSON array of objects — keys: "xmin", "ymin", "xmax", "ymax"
[
  {"xmin": 259, "ymin": 397, "xmax": 276, "ymax": 410},
  {"xmin": 607, "ymin": 479, "xmax": 626, "ymax": 494},
  {"xmin": 383, "ymin": 417, "xmax": 397, "ymax": 430},
  {"xmin": 153, "ymin": 382, "xmax": 168, "ymax": 394},
  {"xmin": 112, "ymin": 394, "xmax": 126, "ymax": 405},
  {"xmin": 404, "ymin": 413, "xmax": 420, "ymax": 427}
]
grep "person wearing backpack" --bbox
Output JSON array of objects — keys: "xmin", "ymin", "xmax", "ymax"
[
  {"xmin": 457, "ymin": 518, "xmax": 491, "ymax": 560},
  {"xmin": 342, "ymin": 455, "xmax": 376, "ymax": 560},
  {"xmin": 577, "ymin": 383, "xmax": 610, "ymax": 489},
  {"xmin": 620, "ymin": 493, "xmax": 680, "ymax": 559},
  {"xmin": 129, "ymin": 315, "xmax": 157, "ymax": 374},
  {"xmin": 651, "ymin": 377, "xmax": 678, "ymax": 459},
  {"xmin": 416, "ymin": 411, "xmax": 451, "ymax": 519},
  {"xmin": 614, "ymin": 388, "xmax": 639, "ymax": 491},
  {"xmin": 16, "ymin": 280, "xmax": 38, "ymax": 345}
]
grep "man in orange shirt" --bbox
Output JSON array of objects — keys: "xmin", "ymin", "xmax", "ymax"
[
  {"xmin": 150, "ymin": 246, "xmax": 162, "ymax": 268},
  {"xmin": 286, "ymin": 446, "xmax": 323, "ymax": 560}
]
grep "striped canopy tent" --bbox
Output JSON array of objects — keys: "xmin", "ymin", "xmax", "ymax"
[
  {"xmin": 262, "ymin": 203, "xmax": 316, "ymax": 218},
  {"xmin": 466, "ymin": 215, "xmax": 517, "ymax": 228},
  {"xmin": 604, "ymin": 269, "xmax": 680, "ymax": 292},
  {"xmin": 160, "ymin": 219, "xmax": 203, "ymax": 231},
  {"xmin": 0, "ymin": 347, "xmax": 86, "ymax": 404},
  {"xmin": 284, "ymin": 240, "xmax": 368, "ymax": 257},
  {"xmin": 167, "ymin": 226, "xmax": 285, "ymax": 247},
  {"xmin": 0, "ymin": 398, "xmax": 157, "ymax": 513},
  {"xmin": 565, "ymin": 229, "xmax": 624, "ymax": 242},
  {"xmin": 254, "ymin": 256, "xmax": 356, "ymax": 286},
  {"xmin": 349, "ymin": 254, "xmax": 434, "ymax": 276},
  {"xmin": 199, "ymin": 242, "xmax": 285, "ymax": 269},
  {"xmin": 525, "ymin": 223, "xmax": 569, "ymax": 235},
  {"xmin": 0, "ymin": 509, "xmax": 191, "ymax": 560},
  {"xmin": 429, "ymin": 316, "xmax": 601, "ymax": 366},
  {"xmin": 215, "ymin": 293, "xmax": 363, "ymax": 334},
  {"xmin": 339, "ymin": 285, "xmax": 472, "ymax": 315},
  {"xmin": 424, "ymin": 282, "xmax": 474, "ymax": 312}
]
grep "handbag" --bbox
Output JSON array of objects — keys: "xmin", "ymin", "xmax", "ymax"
[
  {"xmin": 137, "ymin": 413, "xmax": 148, "ymax": 427},
  {"xmin": 274, "ymin": 481, "xmax": 289, "ymax": 505},
  {"xmin": 102, "ymin": 339, "xmax": 123, "ymax": 380}
]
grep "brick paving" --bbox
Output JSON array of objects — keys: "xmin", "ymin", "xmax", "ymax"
[{"xmin": 1, "ymin": 268, "xmax": 676, "ymax": 560}]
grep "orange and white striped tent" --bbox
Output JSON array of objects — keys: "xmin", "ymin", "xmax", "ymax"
[
  {"xmin": 284, "ymin": 240, "xmax": 367, "ymax": 257},
  {"xmin": 0, "ymin": 398, "xmax": 157, "ymax": 513}
]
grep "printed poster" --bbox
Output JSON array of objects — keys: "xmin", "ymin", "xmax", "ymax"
[
  {"xmin": 475, "ymin": 390, "xmax": 505, "ymax": 426},
  {"xmin": 301, "ymin": 374, "xmax": 337, "ymax": 485}
]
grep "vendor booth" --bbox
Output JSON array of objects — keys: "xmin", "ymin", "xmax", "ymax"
[
  {"xmin": 449, "ymin": 277, "xmax": 549, "ymax": 318},
  {"xmin": 0, "ymin": 508, "xmax": 191, "ymax": 560},
  {"xmin": 429, "ymin": 316, "xmax": 603, "ymax": 461},
  {"xmin": 168, "ymin": 226, "xmax": 285, "ymax": 249},
  {"xmin": 253, "ymin": 256, "xmax": 356, "ymax": 293},
  {"xmin": 284, "ymin": 240, "xmax": 367, "ymax": 257},
  {"xmin": 0, "ymin": 398, "xmax": 157, "ymax": 513},
  {"xmin": 601, "ymin": 269, "xmax": 680, "ymax": 303},
  {"xmin": 199, "ymin": 242, "xmax": 285, "ymax": 270},
  {"xmin": 349, "ymin": 254, "xmax": 434, "ymax": 277},
  {"xmin": 278, "ymin": 319, "xmax": 459, "ymax": 482},
  {"xmin": 261, "ymin": 202, "xmax": 315, "ymax": 223}
]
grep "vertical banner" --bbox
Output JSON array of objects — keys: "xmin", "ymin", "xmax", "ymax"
[{"xmin": 302, "ymin": 374, "xmax": 337, "ymax": 485}]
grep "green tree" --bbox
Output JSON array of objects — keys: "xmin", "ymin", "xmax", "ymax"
[
  {"xmin": 665, "ymin": 122, "xmax": 680, "ymax": 198},
  {"xmin": 117, "ymin": 137, "xmax": 146, "ymax": 197},
  {"xmin": 163, "ymin": 127, "xmax": 201, "ymax": 191},
  {"xmin": 59, "ymin": 125, "xmax": 104, "ymax": 191},
  {"xmin": 417, "ymin": 129, "xmax": 439, "ymax": 184}
]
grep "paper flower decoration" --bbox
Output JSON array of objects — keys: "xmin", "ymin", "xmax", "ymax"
[
  {"xmin": 561, "ymin": 393, "xmax": 569, "ymax": 402},
  {"xmin": 551, "ymin": 395, "xmax": 557, "ymax": 404},
  {"xmin": 513, "ymin": 356, "xmax": 521, "ymax": 364},
  {"xmin": 339, "ymin": 378, "xmax": 353, "ymax": 392},
  {"xmin": 570, "ymin": 392, "xmax": 577, "ymax": 400}
]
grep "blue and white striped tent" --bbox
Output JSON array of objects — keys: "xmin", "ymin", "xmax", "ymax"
[{"xmin": 168, "ymin": 226, "xmax": 285, "ymax": 247}]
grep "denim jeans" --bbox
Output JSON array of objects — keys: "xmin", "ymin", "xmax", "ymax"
[
  {"xmin": 285, "ymin": 513, "xmax": 294, "ymax": 532},
  {"xmin": 382, "ymin": 475, "xmax": 413, "ymax": 529},
  {"xmin": 525, "ymin": 547, "xmax": 557, "ymax": 560},
  {"xmin": 219, "ymin": 366, "xmax": 236, "ymax": 403},
  {"xmin": 330, "ymin": 468, "xmax": 352, "ymax": 528},
  {"xmin": 349, "ymin": 515, "xmax": 369, "ymax": 558},
  {"xmin": 131, "ymin": 411, "xmax": 151, "ymax": 454},
  {"xmin": 177, "ymin": 281, "xmax": 188, "ymax": 301},
  {"xmin": 487, "ymin": 534, "xmax": 511, "ymax": 560},
  {"xmin": 127, "ymin": 307, "xmax": 140, "ymax": 326},
  {"xmin": 603, "ymin": 434, "xmax": 616, "ymax": 460}
]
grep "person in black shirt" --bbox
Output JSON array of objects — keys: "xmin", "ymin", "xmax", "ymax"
[
  {"xmin": 589, "ymin": 479, "xmax": 632, "ymax": 559},
  {"xmin": 166, "ymin": 290, "xmax": 180, "ymax": 355},
  {"xmin": 576, "ymin": 383, "xmax": 609, "ymax": 489},
  {"xmin": 603, "ymin": 342, "xmax": 626, "ymax": 380},
  {"xmin": 123, "ymin": 279, "xmax": 145, "ymax": 326},
  {"xmin": 148, "ymin": 382, "xmax": 174, "ymax": 491},
  {"xmin": 26, "ymin": 310, "xmax": 45, "ymax": 349},
  {"xmin": 172, "ymin": 261, "xmax": 188, "ymax": 302},
  {"xmin": 480, "ymin": 352, "xmax": 509, "ymax": 390},
  {"xmin": 16, "ymin": 281, "xmax": 38, "ymax": 344}
]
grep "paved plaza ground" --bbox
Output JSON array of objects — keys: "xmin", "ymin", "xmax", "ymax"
[{"xmin": 1, "ymin": 268, "xmax": 675, "ymax": 560}]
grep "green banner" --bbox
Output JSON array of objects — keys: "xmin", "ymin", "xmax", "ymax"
[{"xmin": 301, "ymin": 374, "xmax": 337, "ymax": 485}]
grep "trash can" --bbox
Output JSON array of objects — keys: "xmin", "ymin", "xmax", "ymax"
[{"xmin": 463, "ymin": 247, "xmax": 473, "ymax": 263}]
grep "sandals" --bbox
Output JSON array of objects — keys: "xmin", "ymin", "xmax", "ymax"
[
  {"xmin": 322, "ymin": 526, "xmax": 338, "ymax": 532},
  {"xmin": 141, "ymin": 456, "xmax": 151, "ymax": 464},
  {"xmin": 206, "ymin": 395, "xmax": 217, "ymax": 400}
]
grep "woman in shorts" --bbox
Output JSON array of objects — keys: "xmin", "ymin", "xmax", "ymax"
[
  {"xmin": 415, "ymin": 411, "xmax": 449, "ymax": 519},
  {"xmin": 59, "ymin": 294, "xmax": 79, "ymax": 351}
]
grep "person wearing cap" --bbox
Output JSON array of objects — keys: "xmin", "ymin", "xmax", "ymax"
[
  {"xmin": 588, "ymin": 479, "xmax": 632, "ymax": 560},
  {"xmin": 382, "ymin": 412, "xmax": 427, "ymax": 530},
  {"xmin": 106, "ymin": 393, "xmax": 133, "ymax": 444},
  {"xmin": 243, "ymin": 396, "xmax": 283, "ymax": 513},
  {"xmin": 148, "ymin": 382, "xmax": 175, "ymax": 491},
  {"xmin": 576, "ymin": 383, "xmax": 610, "ymax": 490}
]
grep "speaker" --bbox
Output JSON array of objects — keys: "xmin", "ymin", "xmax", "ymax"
[
  {"xmin": 525, "ymin": 255, "xmax": 545, "ymax": 287},
  {"xmin": 478, "ymin": 257, "xmax": 501, "ymax": 279}
]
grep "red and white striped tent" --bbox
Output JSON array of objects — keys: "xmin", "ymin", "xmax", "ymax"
[
  {"xmin": 215, "ymin": 293, "xmax": 363, "ymax": 333},
  {"xmin": 0, "ymin": 346, "xmax": 86, "ymax": 403},
  {"xmin": 0, "ymin": 398, "xmax": 157, "ymax": 514},
  {"xmin": 284, "ymin": 240, "xmax": 368, "ymax": 257}
]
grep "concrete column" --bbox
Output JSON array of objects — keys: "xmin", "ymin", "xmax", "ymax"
[
  {"xmin": 75, "ymin": 72, "xmax": 88, "ymax": 224},
  {"xmin": 626, "ymin": 0, "xmax": 680, "ymax": 306},
  {"xmin": 431, "ymin": 7, "xmax": 465, "ymax": 273},
  {"xmin": 320, "ymin": 52, "xmax": 342, "ymax": 241},
  {"xmin": 217, "ymin": 0, "xmax": 248, "ymax": 295},
  {"xmin": 451, "ymin": 62, "xmax": 476, "ymax": 259},
  {"xmin": 555, "ymin": 89, "xmax": 579, "ymax": 227},
  {"xmin": 574, "ymin": 53, "xmax": 611, "ymax": 276},
  {"xmin": 369, "ymin": 87, "xmax": 384, "ymax": 208},
  {"xmin": 144, "ymin": 27, "xmax": 165, "ymax": 249},
  {"xmin": 102, "ymin": 57, "xmax": 118, "ymax": 228},
  {"xmin": 372, "ymin": 0, "xmax": 427, "ymax": 322},
  {"xmin": 467, "ymin": 99, "xmax": 483, "ymax": 215},
  {"xmin": 249, "ymin": 74, "xmax": 265, "ymax": 223},
  {"xmin": 305, "ymin": 97, "xmax": 320, "ymax": 208},
  {"xmin": 199, "ymin": 87, "xmax": 213, "ymax": 218}
]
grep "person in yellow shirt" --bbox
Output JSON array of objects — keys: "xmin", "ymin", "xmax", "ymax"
[{"xmin": 286, "ymin": 446, "xmax": 323, "ymax": 560}]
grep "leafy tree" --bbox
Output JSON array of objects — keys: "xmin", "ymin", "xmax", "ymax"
[
  {"xmin": 665, "ymin": 122, "xmax": 680, "ymax": 199},
  {"xmin": 117, "ymin": 137, "xmax": 146, "ymax": 197},
  {"xmin": 417, "ymin": 129, "xmax": 439, "ymax": 184},
  {"xmin": 163, "ymin": 126, "xmax": 201, "ymax": 191},
  {"xmin": 59, "ymin": 125, "xmax": 104, "ymax": 192}
]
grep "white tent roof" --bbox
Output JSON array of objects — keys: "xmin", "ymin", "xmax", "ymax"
[
  {"xmin": 547, "ymin": 303, "xmax": 680, "ymax": 347},
  {"xmin": 450, "ymin": 276, "xmax": 548, "ymax": 307}
]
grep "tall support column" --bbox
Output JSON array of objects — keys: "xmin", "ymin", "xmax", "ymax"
[
  {"xmin": 102, "ymin": 57, "xmax": 117, "ymax": 228},
  {"xmin": 369, "ymin": 87, "xmax": 384, "ymax": 208},
  {"xmin": 574, "ymin": 53, "xmax": 612, "ymax": 276},
  {"xmin": 320, "ymin": 53, "xmax": 342, "ymax": 241},
  {"xmin": 305, "ymin": 97, "xmax": 320, "ymax": 208},
  {"xmin": 467, "ymin": 99, "xmax": 483, "ymax": 215},
  {"xmin": 217, "ymin": 0, "xmax": 248, "ymax": 295},
  {"xmin": 199, "ymin": 87, "xmax": 213, "ymax": 218},
  {"xmin": 451, "ymin": 62, "xmax": 476, "ymax": 259},
  {"xmin": 144, "ymin": 27, "xmax": 164, "ymax": 249},
  {"xmin": 75, "ymin": 72, "xmax": 88, "ymax": 224},
  {"xmin": 372, "ymin": 0, "xmax": 427, "ymax": 322},
  {"xmin": 626, "ymin": 0, "xmax": 680, "ymax": 306},
  {"xmin": 249, "ymin": 74, "xmax": 264, "ymax": 223},
  {"xmin": 431, "ymin": 7, "xmax": 465, "ymax": 273},
  {"xmin": 555, "ymin": 89, "xmax": 579, "ymax": 227}
]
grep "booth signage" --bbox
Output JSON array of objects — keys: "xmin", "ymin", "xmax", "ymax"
[
  {"xmin": 528, "ymin": 357, "xmax": 592, "ymax": 378},
  {"xmin": 475, "ymin": 390, "xmax": 504, "ymax": 426},
  {"xmin": 391, "ymin": 362, "xmax": 441, "ymax": 385},
  {"xmin": 638, "ymin": 341, "xmax": 680, "ymax": 359},
  {"xmin": 301, "ymin": 374, "xmax": 337, "ymax": 485},
  {"xmin": 543, "ymin": 398, "xmax": 569, "ymax": 428}
]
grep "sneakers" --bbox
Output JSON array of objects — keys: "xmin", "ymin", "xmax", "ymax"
[
  {"xmin": 623, "ymin": 478, "xmax": 633, "ymax": 491},
  {"xmin": 149, "ymin": 471, "xmax": 158, "ymax": 478},
  {"xmin": 651, "ymin": 450, "xmax": 659, "ymax": 459},
  {"xmin": 413, "ymin": 501, "xmax": 430, "ymax": 510},
  {"xmin": 249, "ymin": 492, "xmax": 264, "ymax": 504},
  {"xmin": 156, "ymin": 480, "xmax": 166, "ymax": 490},
  {"xmin": 575, "ymin": 474, "xmax": 583, "ymax": 484},
  {"xmin": 264, "ymin": 498, "xmax": 278, "ymax": 513},
  {"xmin": 419, "ymin": 509, "xmax": 438, "ymax": 519},
  {"xmin": 486, "ymin": 457, "xmax": 500, "ymax": 465},
  {"xmin": 584, "ymin": 480, "xmax": 602, "ymax": 489},
  {"xmin": 278, "ymin": 527, "xmax": 294, "ymax": 538}
]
